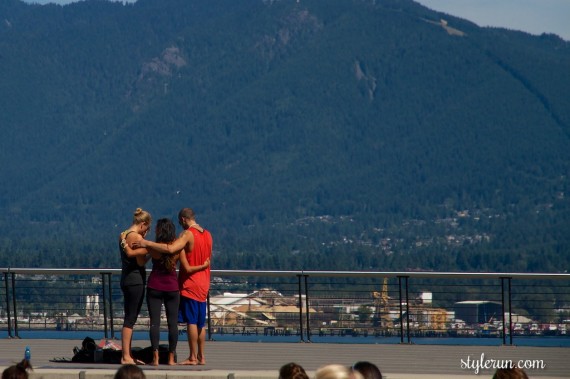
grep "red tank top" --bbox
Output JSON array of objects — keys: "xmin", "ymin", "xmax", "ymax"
[{"xmin": 179, "ymin": 227, "xmax": 212, "ymax": 302}]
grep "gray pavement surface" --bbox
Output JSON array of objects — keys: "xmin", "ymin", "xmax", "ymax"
[{"xmin": 0, "ymin": 338, "xmax": 568, "ymax": 379}]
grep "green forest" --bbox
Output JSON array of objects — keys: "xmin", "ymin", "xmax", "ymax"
[{"xmin": 0, "ymin": 0, "xmax": 569, "ymax": 273}]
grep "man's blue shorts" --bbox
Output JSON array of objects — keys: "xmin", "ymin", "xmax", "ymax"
[{"xmin": 178, "ymin": 295, "xmax": 207, "ymax": 328}]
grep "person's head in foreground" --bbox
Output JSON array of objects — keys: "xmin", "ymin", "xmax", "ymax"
[
  {"xmin": 315, "ymin": 364, "xmax": 363, "ymax": 379},
  {"xmin": 279, "ymin": 362, "xmax": 309, "ymax": 379},
  {"xmin": 352, "ymin": 361, "xmax": 382, "ymax": 379},
  {"xmin": 492, "ymin": 367, "xmax": 529, "ymax": 379},
  {"xmin": 114, "ymin": 364, "xmax": 146, "ymax": 379},
  {"xmin": 2, "ymin": 359, "xmax": 32, "ymax": 379}
]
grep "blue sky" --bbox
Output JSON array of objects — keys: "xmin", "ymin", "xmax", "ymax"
[
  {"xmin": 20, "ymin": 0, "xmax": 570, "ymax": 41},
  {"xmin": 416, "ymin": 0, "xmax": 570, "ymax": 40}
]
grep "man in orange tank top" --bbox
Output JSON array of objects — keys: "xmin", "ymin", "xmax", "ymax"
[
  {"xmin": 132, "ymin": 208, "xmax": 212, "ymax": 365},
  {"xmin": 175, "ymin": 208, "xmax": 212, "ymax": 365}
]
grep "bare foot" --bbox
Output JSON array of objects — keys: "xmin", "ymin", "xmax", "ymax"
[
  {"xmin": 151, "ymin": 351, "xmax": 159, "ymax": 366},
  {"xmin": 121, "ymin": 356, "xmax": 145, "ymax": 365},
  {"xmin": 178, "ymin": 359, "xmax": 198, "ymax": 366},
  {"xmin": 197, "ymin": 355, "xmax": 206, "ymax": 365},
  {"xmin": 168, "ymin": 352, "xmax": 176, "ymax": 366}
]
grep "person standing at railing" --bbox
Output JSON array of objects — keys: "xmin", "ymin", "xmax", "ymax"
[
  {"xmin": 119, "ymin": 207, "xmax": 152, "ymax": 365},
  {"xmin": 133, "ymin": 207, "xmax": 211, "ymax": 366},
  {"xmin": 145, "ymin": 218, "xmax": 180, "ymax": 366}
]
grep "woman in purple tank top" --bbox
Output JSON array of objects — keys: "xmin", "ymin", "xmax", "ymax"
[{"xmin": 146, "ymin": 218, "xmax": 180, "ymax": 365}]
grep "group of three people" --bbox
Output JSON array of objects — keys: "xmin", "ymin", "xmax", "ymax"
[{"xmin": 118, "ymin": 207, "xmax": 212, "ymax": 366}]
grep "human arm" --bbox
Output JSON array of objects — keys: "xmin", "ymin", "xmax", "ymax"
[
  {"xmin": 131, "ymin": 231, "xmax": 190, "ymax": 254},
  {"xmin": 179, "ymin": 249, "xmax": 210, "ymax": 274},
  {"xmin": 120, "ymin": 232, "xmax": 149, "ymax": 266}
]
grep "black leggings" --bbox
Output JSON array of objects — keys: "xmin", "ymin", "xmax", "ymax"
[
  {"xmin": 146, "ymin": 287, "xmax": 180, "ymax": 352},
  {"xmin": 122, "ymin": 284, "xmax": 145, "ymax": 329}
]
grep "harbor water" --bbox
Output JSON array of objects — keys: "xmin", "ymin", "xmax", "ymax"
[{"xmin": 2, "ymin": 329, "xmax": 570, "ymax": 347}]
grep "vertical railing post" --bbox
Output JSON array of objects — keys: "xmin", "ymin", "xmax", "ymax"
[
  {"xmin": 108, "ymin": 273, "xmax": 115, "ymax": 339},
  {"xmin": 11, "ymin": 272, "xmax": 19, "ymax": 338},
  {"xmin": 207, "ymin": 291, "xmax": 213, "ymax": 340},
  {"xmin": 3, "ymin": 272, "xmax": 13, "ymax": 338},
  {"xmin": 500, "ymin": 276, "xmax": 513, "ymax": 346},
  {"xmin": 398, "ymin": 276, "xmax": 404, "ymax": 343},
  {"xmin": 507, "ymin": 277, "xmax": 513, "ymax": 346},
  {"xmin": 101, "ymin": 273, "xmax": 109, "ymax": 339},
  {"xmin": 500, "ymin": 277, "xmax": 506, "ymax": 345},
  {"xmin": 404, "ymin": 276, "xmax": 410, "ymax": 344},
  {"xmin": 297, "ymin": 274, "xmax": 304, "ymax": 342},
  {"xmin": 304, "ymin": 275, "xmax": 311, "ymax": 342},
  {"xmin": 398, "ymin": 276, "xmax": 411, "ymax": 344}
]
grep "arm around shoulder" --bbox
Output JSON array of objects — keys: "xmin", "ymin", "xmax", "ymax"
[
  {"xmin": 132, "ymin": 235, "xmax": 187, "ymax": 255},
  {"xmin": 122, "ymin": 238, "xmax": 148, "ymax": 259}
]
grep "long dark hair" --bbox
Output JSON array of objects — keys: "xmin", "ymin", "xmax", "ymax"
[{"xmin": 155, "ymin": 218, "xmax": 177, "ymax": 272}]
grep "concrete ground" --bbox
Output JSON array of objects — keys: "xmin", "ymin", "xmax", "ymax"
[{"xmin": 0, "ymin": 338, "xmax": 568, "ymax": 378}]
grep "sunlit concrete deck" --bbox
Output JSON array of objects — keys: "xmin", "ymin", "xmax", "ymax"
[{"xmin": 0, "ymin": 338, "xmax": 568, "ymax": 379}]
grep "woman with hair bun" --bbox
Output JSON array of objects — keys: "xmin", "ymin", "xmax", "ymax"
[{"xmin": 119, "ymin": 207, "xmax": 152, "ymax": 365}]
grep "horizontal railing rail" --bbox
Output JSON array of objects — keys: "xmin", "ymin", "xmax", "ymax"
[
  {"xmin": 1, "ymin": 268, "xmax": 569, "ymax": 345},
  {"xmin": 3, "ymin": 267, "xmax": 570, "ymax": 279}
]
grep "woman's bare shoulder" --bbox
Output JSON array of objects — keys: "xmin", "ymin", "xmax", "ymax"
[{"xmin": 125, "ymin": 231, "xmax": 142, "ymax": 241}]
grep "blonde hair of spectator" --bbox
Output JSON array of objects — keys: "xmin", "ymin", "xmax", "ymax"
[{"xmin": 315, "ymin": 364, "xmax": 364, "ymax": 379}]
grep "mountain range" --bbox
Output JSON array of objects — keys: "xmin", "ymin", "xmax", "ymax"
[{"xmin": 1, "ymin": 0, "xmax": 569, "ymax": 272}]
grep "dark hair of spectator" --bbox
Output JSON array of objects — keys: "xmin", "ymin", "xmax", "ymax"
[
  {"xmin": 352, "ymin": 361, "xmax": 382, "ymax": 379},
  {"xmin": 113, "ymin": 364, "xmax": 146, "ymax": 379},
  {"xmin": 279, "ymin": 362, "xmax": 309, "ymax": 379},
  {"xmin": 2, "ymin": 359, "xmax": 32, "ymax": 379},
  {"xmin": 492, "ymin": 367, "xmax": 529, "ymax": 379}
]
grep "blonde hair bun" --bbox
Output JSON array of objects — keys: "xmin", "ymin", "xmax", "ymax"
[{"xmin": 132, "ymin": 208, "xmax": 151, "ymax": 225}]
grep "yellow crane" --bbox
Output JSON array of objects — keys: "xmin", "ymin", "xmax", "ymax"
[{"xmin": 372, "ymin": 278, "xmax": 393, "ymax": 328}]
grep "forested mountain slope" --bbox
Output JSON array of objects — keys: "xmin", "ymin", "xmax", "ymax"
[{"xmin": 1, "ymin": 0, "xmax": 569, "ymax": 271}]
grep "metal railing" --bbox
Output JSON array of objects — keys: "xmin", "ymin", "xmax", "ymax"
[{"xmin": 1, "ymin": 268, "xmax": 569, "ymax": 345}]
